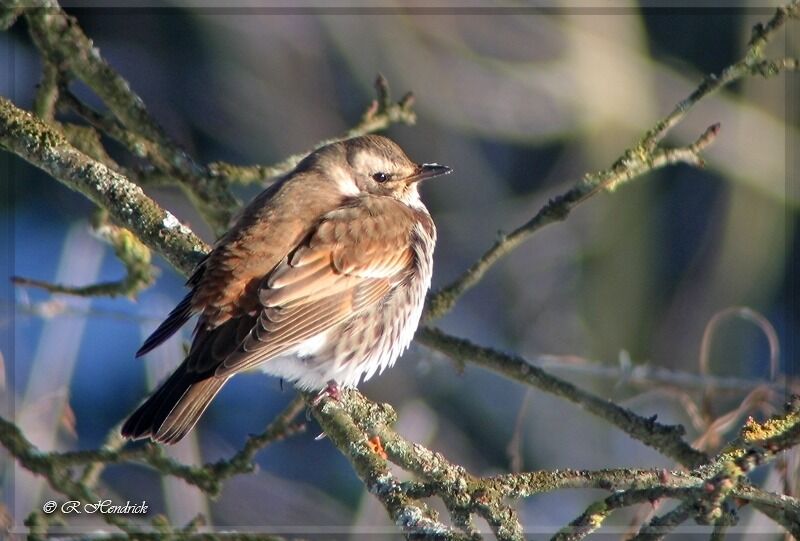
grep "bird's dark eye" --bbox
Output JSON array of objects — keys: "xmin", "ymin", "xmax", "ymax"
[{"xmin": 372, "ymin": 172, "xmax": 390, "ymax": 183}]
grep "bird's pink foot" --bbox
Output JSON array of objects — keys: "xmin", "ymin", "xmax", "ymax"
[{"xmin": 312, "ymin": 380, "xmax": 341, "ymax": 406}]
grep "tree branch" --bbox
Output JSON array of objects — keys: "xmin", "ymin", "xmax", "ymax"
[
  {"xmin": 12, "ymin": 209, "xmax": 156, "ymax": 298},
  {"xmin": 0, "ymin": 396, "xmax": 307, "ymax": 534},
  {"xmin": 417, "ymin": 326, "xmax": 708, "ymax": 468},
  {"xmin": 12, "ymin": 0, "xmax": 237, "ymax": 231},
  {"xmin": 0, "ymin": 96, "xmax": 209, "ymax": 276},
  {"xmin": 426, "ymin": 0, "xmax": 799, "ymax": 321},
  {"xmin": 627, "ymin": 501, "xmax": 694, "ymax": 541},
  {"xmin": 641, "ymin": 1, "xmax": 798, "ymax": 150},
  {"xmin": 2, "ymin": 1, "xmax": 799, "ymax": 538},
  {"xmin": 306, "ymin": 390, "xmax": 473, "ymax": 540},
  {"xmin": 208, "ymin": 74, "xmax": 417, "ymax": 185},
  {"xmin": 425, "ymin": 124, "xmax": 721, "ymax": 320},
  {"xmin": 0, "ymin": 2, "xmax": 22, "ymax": 30}
]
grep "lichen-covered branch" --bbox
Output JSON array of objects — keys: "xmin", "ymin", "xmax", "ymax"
[
  {"xmin": 305, "ymin": 391, "xmax": 800, "ymax": 541},
  {"xmin": 306, "ymin": 390, "xmax": 472, "ymax": 540},
  {"xmin": 552, "ymin": 398, "xmax": 800, "ymax": 540},
  {"xmin": 553, "ymin": 486, "xmax": 691, "ymax": 541},
  {"xmin": 0, "ymin": 415, "xmax": 142, "ymax": 535},
  {"xmin": 2, "ymin": 1, "xmax": 799, "ymax": 539},
  {"xmin": 0, "ymin": 96, "xmax": 209, "ymax": 275},
  {"xmin": 308, "ymin": 390, "xmax": 658, "ymax": 541},
  {"xmin": 8, "ymin": 0, "xmax": 421, "ymax": 235},
  {"xmin": 13, "ymin": 0, "xmax": 239, "ymax": 231},
  {"xmin": 626, "ymin": 501, "xmax": 695, "ymax": 541},
  {"xmin": 0, "ymin": 2, "xmax": 22, "ymax": 30},
  {"xmin": 479, "ymin": 469, "xmax": 697, "ymax": 499},
  {"xmin": 0, "ymin": 396, "xmax": 306, "ymax": 535},
  {"xmin": 31, "ymin": 59, "xmax": 59, "ymax": 121}
]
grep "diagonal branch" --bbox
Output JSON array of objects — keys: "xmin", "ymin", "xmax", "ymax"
[
  {"xmin": 425, "ymin": 125, "xmax": 720, "ymax": 320},
  {"xmin": 15, "ymin": 0, "xmax": 237, "ymax": 231},
  {"xmin": 0, "ymin": 96, "xmax": 210, "ymax": 276},
  {"xmin": 641, "ymin": 0, "xmax": 799, "ymax": 150},
  {"xmin": 417, "ymin": 326, "xmax": 708, "ymax": 468},
  {"xmin": 552, "ymin": 486, "xmax": 691, "ymax": 541},
  {"xmin": 0, "ymin": 2, "xmax": 22, "ymax": 30},
  {"xmin": 208, "ymin": 74, "xmax": 418, "ymax": 185},
  {"xmin": 306, "ymin": 391, "xmax": 474, "ymax": 540},
  {"xmin": 12, "ymin": 209, "xmax": 156, "ymax": 298},
  {"xmin": 426, "ymin": 0, "xmax": 799, "ymax": 322},
  {"xmin": 553, "ymin": 397, "xmax": 800, "ymax": 540},
  {"xmin": 626, "ymin": 501, "xmax": 695, "ymax": 541}
]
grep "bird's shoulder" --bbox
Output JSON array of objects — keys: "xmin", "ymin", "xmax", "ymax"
[
  {"xmin": 185, "ymin": 194, "xmax": 431, "ymax": 375},
  {"xmin": 191, "ymin": 174, "xmax": 345, "ymax": 325},
  {"xmin": 190, "ymin": 179, "xmax": 429, "ymax": 327}
]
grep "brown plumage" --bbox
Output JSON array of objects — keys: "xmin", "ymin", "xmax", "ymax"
[{"xmin": 122, "ymin": 135, "xmax": 450, "ymax": 444}]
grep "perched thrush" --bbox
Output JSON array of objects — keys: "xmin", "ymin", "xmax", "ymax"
[{"xmin": 121, "ymin": 135, "xmax": 451, "ymax": 444}]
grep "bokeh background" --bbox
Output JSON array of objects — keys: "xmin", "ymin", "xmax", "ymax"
[{"xmin": 1, "ymin": 2, "xmax": 798, "ymax": 537}]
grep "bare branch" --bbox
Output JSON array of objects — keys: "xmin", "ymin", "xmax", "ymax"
[
  {"xmin": 641, "ymin": 1, "xmax": 798, "ymax": 149},
  {"xmin": 427, "ymin": 1, "xmax": 798, "ymax": 322},
  {"xmin": 12, "ymin": 210, "xmax": 156, "ymax": 298},
  {"xmin": 425, "ymin": 123, "xmax": 721, "ymax": 321},
  {"xmin": 207, "ymin": 75, "xmax": 417, "ymax": 185},
  {"xmin": 417, "ymin": 326, "xmax": 708, "ymax": 468}
]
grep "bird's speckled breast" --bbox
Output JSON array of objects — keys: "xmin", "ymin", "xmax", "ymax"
[{"xmin": 261, "ymin": 208, "xmax": 436, "ymax": 390}]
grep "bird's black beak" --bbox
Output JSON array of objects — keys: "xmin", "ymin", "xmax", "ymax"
[{"xmin": 408, "ymin": 163, "xmax": 453, "ymax": 183}]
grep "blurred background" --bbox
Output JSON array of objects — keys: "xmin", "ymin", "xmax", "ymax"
[{"xmin": 1, "ymin": 1, "xmax": 798, "ymax": 537}]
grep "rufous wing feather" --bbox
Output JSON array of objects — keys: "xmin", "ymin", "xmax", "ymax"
[{"xmin": 211, "ymin": 202, "xmax": 417, "ymax": 377}]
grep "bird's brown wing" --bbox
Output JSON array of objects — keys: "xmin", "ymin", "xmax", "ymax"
[
  {"xmin": 186, "ymin": 201, "xmax": 418, "ymax": 377},
  {"xmin": 135, "ymin": 254, "xmax": 209, "ymax": 357}
]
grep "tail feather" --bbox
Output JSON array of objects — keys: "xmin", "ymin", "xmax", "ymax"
[
  {"xmin": 121, "ymin": 360, "xmax": 228, "ymax": 444},
  {"xmin": 136, "ymin": 293, "xmax": 194, "ymax": 358}
]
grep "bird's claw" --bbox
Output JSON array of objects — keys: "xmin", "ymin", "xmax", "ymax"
[{"xmin": 311, "ymin": 380, "xmax": 341, "ymax": 407}]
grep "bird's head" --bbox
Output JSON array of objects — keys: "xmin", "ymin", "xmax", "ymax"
[
  {"xmin": 345, "ymin": 135, "xmax": 451, "ymax": 203},
  {"xmin": 299, "ymin": 135, "xmax": 451, "ymax": 205}
]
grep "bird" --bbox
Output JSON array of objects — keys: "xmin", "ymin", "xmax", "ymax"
[{"xmin": 121, "ymin": 134, "xmax": 451, "ymax": 444}]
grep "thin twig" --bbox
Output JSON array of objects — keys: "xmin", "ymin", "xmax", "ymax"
[
  {"xmin": 627, "ymin": 501, "xmax": 694, "ymax": 541},
  {"xmin": 32, "ymin": 60, "xmax": 59, "ymax": 121},
  {"xmin": 427, "ymin": 1, "xmax": 798, "ymax": 322},
  {"xmin": 552, "ymin": 487, "xmax": 690, "ymax": 541},
  {"xmin": 207, "ymin": 75, "xmax": 417, "ymax": 185},
  {"xmin": 417, "ymin": 326, "xmax": 708, "ymax": 468},
  {"xmin": 12, "ymin": 210, "xmax": 156, "ymax": 298},
  {"xmin": 640, "ymin": 1, "xmax": 799, "ymax": 149},
  {"xmin": 425, "ymin": 124, "xmax": 721, "ymax": 320}
]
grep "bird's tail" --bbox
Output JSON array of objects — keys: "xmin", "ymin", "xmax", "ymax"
[{"xmin": 121, "ymin": 360, "xmax": 228, "ymax": 445}]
